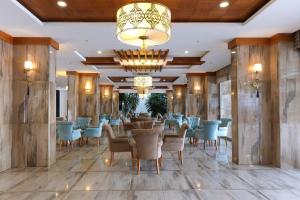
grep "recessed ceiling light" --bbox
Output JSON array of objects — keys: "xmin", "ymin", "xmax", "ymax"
[
  {"xmin": 220, "ymin": 1, "xmax": 229, "ymax": 8},
  {"xmin": 231, "ymin": 51, "xmax": 236, "ymax": 54},
  {"xmin": 184, "ymin": 50, "xmax": 189, "ymax": 54},
  {"xmin": 163, "ymin": 79, "xmax": 166, "ymax": 82},
  {"xmin": 57, "ymin": 1, "xmax": 67, "ymax": 7},
  {"xmin": 97, "ymin": 50, "xmax": 102, "ymax": 54}
]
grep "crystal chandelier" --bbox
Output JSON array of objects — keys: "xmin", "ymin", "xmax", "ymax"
[
  {"xmin": 134, "ymin": 75, "xmax": 152, "ymax": 88},
  {"xmin": 116, "ymin": 2, "xmax": 171, "ymax": 48}
]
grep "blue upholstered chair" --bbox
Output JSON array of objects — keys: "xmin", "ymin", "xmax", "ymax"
[
  {"xmin": 83, "ymin": 120, "xmax": 107, "ymax": 147},
  {"xmin": 185, "ymin": 117, "xmax": 200, "ymax": 144},
  {"xmin": 57, "ymin": 122, "xmax": 81, "ymax": 151},
  {"xmin": 195, "ymin": 120, "xmax": 221, "ymax": 150},
  {"xmin": 218, "ymin": 118, "xmax": 232, "ymax": 146},
  {"xmin": 110, "ymin": 118, "xmax": 121, "ymax": 133},
  {"xmin": 74, "ymin": 117, "xmax": 91, "ymax": 130},
  {"xmin": 99, "ymin": 114, "xmax": 111, "ymax": 123}
]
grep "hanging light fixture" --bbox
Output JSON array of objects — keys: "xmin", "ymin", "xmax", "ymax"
[
  {"xmin": 116, "ymin": 2, "xmax": 171, "ymax": 48},
  {"xmin": 134, "ymin": 75, "xmax": 152, "ymax": 88}
]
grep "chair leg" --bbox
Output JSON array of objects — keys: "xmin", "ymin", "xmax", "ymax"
[
  {"xmin": 86, "ymin": 138, "xmax": 88, "ymax": 145},
  {"xmin": 110, "ymin": 152, "xmax": 114, "ymax": 166},
  {"xmin": 225, "ymin": 137, "xmax": 227, "ymax": 147},
  {"xmin": 178, "ymin": 151, "xmax": 180, "ymax": 160},
  {"xmin": 137, "ymin": 159, "xmax": 140, "ymax": 175},
  {"xmin": 59, "ymin": 140, "xmax": 62, "ymax": 151},
  {"xmin": 159, "ymin": 156, "xmax": 163, "ymax": 168},
  {"xmin": 180, "ymin": 151, "xmax": 183, "ymax": 166},
  {"xmin": 215, "ymin": 140, "xmax": 218, "ymax": 150},
  {"xmin": 218, "ymin": 137, "xmax": 220, "ymax": 146},
  {"xmin": 204, "ymin": 140, "xmax": 206, "ymax": 150},
  {"xmin": 156, "ymin": 159, "xmax": 160, "ymax": 175}
]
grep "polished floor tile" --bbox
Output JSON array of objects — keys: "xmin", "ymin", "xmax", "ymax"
[{"xmin": 1, "ymin": 135, "xmax": 300, "ymax": 200}]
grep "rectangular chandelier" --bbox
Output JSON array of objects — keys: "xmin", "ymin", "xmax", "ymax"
[{"xmin": 114, "ymin": 49, "xmax": 169, "ymax": 72}]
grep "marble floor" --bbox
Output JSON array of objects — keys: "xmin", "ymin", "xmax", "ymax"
[{"xmin": 1, "ymin": 138, "xmax": 300, "ymax": 200}]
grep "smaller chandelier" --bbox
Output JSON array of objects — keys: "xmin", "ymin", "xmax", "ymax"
[
  {"xmin": 116, "ymin": 2, "xmax": 171, "ymax": 48},
  {"xmin": 134, "ymin": 76, "xmax": 152, "ymax": 88}
]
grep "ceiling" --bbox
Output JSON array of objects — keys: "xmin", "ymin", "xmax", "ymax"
[
  {"xmin": 1, "ymin": 0, "xmax": 300, "ymax": 91},
  {"xmin": 17, "ymin": 0, "xmax": 270, "ymax": 23}
]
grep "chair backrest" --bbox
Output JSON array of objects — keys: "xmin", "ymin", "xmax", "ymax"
[
  {"xmin": 132, "ymin": 121, "xmax": 154, "ymax": 129},
  {"xmin": 187, "ymin": 117, "xmax": 200, "ymax": 129},
  {"xmin": 131, "ymin": 117, "xmax": 153, "ymax": 122},
  {"xmin": 56, "ymin": 121, "xmax": 74, "ymax": 140},
  {"xmin": 75, "ymin": 117, "xmax": 91, "ymax": 129},
  {"xmin": 219, "ymin": 118, "xmax": 232, "ymax": 128},
  {"xmin": 173, "ymin": 114, "xmax": 183, "ymax": 125},
  {"xmin": 154, "ymin": 122, "xmax": 165, "ymax": 136},
  {"xmin": 99, "ymin": 114, "xmax": 111, "ymax": 122},
  {"xmin": 202, "ymin": 120, "xmax": 221, "ymax": 140},
  {"xmin": 110, "ymin": 118, "xmax": 121, "ymax": 126},
  {"xmin": 132, "ymin": 129, "xmax": 160, "ymax": 160},
  {"xmin": 178, "ymin": 123, "xmax": 189, "ymax": 138}
]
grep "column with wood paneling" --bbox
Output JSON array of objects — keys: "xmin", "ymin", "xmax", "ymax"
[{"xmin": 100, "ymin": 84, "xmax": 113, "ymax": 115}]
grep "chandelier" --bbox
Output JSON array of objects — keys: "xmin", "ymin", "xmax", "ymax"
[
  {"xmin": 116, "ymin": 2, "xmax": 171, "ymax": 48},
  {"xmin": 134, "ymin": 75, "xmax": 152, "ymax": 88}
]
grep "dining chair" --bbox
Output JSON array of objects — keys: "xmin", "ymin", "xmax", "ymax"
[
  {"xmin": 218, "ymin": 118, "xmax": 232, "ymax": 146},
  {"xmin": 104, "ymin": 124, "xmax": 131, "ymax": 166},
  {"xmin": 194, "ymin": 120, "xmax": 221, "ymax": 150},
  {"xmin": 131, "ymin": 129, "xmax": 162, "ymax": 175},
  {"xmin": 57, "ymin": 121, "xmax": 81, "ymax": 151},
  {"xmin": 185, "ymin": 116, "xmax": 200, "ymax": 144},
  {"xmin": 83, "ymin": 120, "xmax": 106, "ymax": 148},
  {"xmin": 162, "ymin": 123, "xmax": 189, "ymax": 165}
]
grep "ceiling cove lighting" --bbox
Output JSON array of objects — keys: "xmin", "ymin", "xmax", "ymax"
[
  {"xmin": 116, "ymin": 2, "xmax": 171, "ymax": 48},
  {"xmin": 74, "ymin": 50, "xmax": 86, "ymax": 61},
  {"xmin": 57, "ymin": 1, "xmax": 67, "ymax": 7},
  {"xmin": 220, "ymin": 1, "xmax": 230, "ymax": 8}
]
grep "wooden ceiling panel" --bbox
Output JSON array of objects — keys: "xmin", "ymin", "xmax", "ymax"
[
  {"xmin": 17, "ymin": 0, "xmax": 270, "ymax": 22},
  {"xmin": 108, "ymin": 76, "xmax": 178, "ymax": 83}
]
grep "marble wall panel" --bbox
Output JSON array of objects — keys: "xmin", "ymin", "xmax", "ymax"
[
  {"xmin": 67, "ymin": 74, "xmax": 79, "ymax": 122},
  {"xmin": 100, "ymin": 85, "xmax": 113, "ymax": 115},
  {"xmin": 172, "ymin": 85, "xmax": 186, "ymax": 115},
  {"xmin": 112, "ymin": 91, "xmax": 119, "ymax": 117},
  {"xmin": 11, "ymin": 44, "xmax": 56, "ymax": 168},
  {"xmin": 206, "ymin": 75, "xmax": 220, "ymax": 120},
  {"xmin": 0, "ymin": 39, "xmax": 13, "ymax": 172},
  {"xmin": 78, "ymin": 74, "xmax": 100, "ymax": 126},
  {"xmin": 166, "ymin": 90, "xmax": 173, "ymax": 113},
  {"xmin": 231, "ymin": 45, "xmax": 272, "ymax": 165},
  {"xmin": 277, "ymin": 41, "xmax": 300, "ymax": 168}
]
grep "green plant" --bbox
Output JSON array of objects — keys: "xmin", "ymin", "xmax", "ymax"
[
  {"xmin": 119, "ymin": 93, "xmax": 140, "ymax": 116},
  {"xmin": 146, "ymin": 93, "xmax": 167, "ymax": 117}
]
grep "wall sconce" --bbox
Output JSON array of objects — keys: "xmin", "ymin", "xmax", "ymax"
[
  {"xmin": 244, "ymin": 63, "xmax": 262, "ymax": 98},
  {"xmin": 24, "ymin": 60, "xmax": 33, "ymax": 81},
  {"xmin": 85, "ymin": 81, "xmax": 92, "ymax": 93},
  {"xmin": 104, "ymin": 90, "xmax": 109, "ymax": 98},
  {"xmin": 177, "ymin": 92, "xmax": 182, "ymax": 98},
  {"xmin": 194, "ymin": 84, "xmax": 201, "ymax": 94}
]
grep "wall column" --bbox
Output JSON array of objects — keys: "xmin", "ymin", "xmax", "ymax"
[
  {"xmin": 166, "ymin": 90, "xmax": 173, "ymax": 113},
  {"xmin": 11, "ymin": 38, "xmax": 58, "ymax": 168},
  {"xmin": 186, "ymin": 73, "xmax": 219, "ymax": 120},
  {"xmin": 172, "ymin": 85, "xmax": 187, "ymax": 115},
  {"xmin": 112, "ymin": 90, "xmax": 119, "ymax": 117},
  {"xmin": 78, "ymin": 73, "xmax": 100, "ymax": 126},
  {"xmin": 0, "ymin": 32, "xmax": 13, "ymax": 172},
  {"xmin": 100, "ymin": 84, "xmax": 113, "ymax": 115},
  {"xmin": 67, "ymin": 71, "xmax": 79, "ymax": 122}
]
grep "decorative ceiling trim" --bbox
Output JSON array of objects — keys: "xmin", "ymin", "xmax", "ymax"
[
  {"xmin": 0, "ymin": 31, "xmax": 13, "ymax": 43},
  {"xmin": 13, "ymin": 37, "xmax": 59, "ymax": 50},
  {"xmin": 186, "ymin": 72, "xmax": 216, "ymax": 77},
  {"xmin": 228, "ymin": 33, "xmax": 294, "ymax": 49}
]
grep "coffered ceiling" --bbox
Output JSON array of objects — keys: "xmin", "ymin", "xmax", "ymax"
[{"xmin": 17, "ymin": 0, "xmax": 270, "ymax": 22}]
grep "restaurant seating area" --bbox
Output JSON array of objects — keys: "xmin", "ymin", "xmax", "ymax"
[{"xmin": 0, "ymin": 0, "xmax": 300, "ymax": 199}]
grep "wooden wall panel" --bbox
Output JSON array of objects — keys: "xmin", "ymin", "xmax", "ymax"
[
  {"xmin": 276, "ymin": 41, "xmax": 300, "ymax": 168},
  {"xmin": 78, "ymin": 74, "xmax": 100, "ymax": 126},
  {"xmin": 166, "ymin": 90, "xmax": 173, "ymax": 113},
  {"xmin": 173, "ymin": 85, "xmax": 186, "ymax": 115},
  {"xmin": 231, "ymin": 44, "xmax": 272, "ymax": 165},
  {"xmin": 0, "ymin": 39, "xmax": 13, "ymax": 172},
  {"xmin": 11, "ymin": 44, "xmax": 56, "ymax": 168},
  {"xmin": 112, "ymin": 91, "xmax": 119, "ymax": 118},
  {"xmin": 67, "ymin": 74, "xmax": 79, "ymax": 122},
  {"xmin": 100, "ymin": 85, "xmax": 113, "ymax": 115}
]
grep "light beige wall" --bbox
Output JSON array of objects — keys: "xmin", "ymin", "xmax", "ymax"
[{"xmin": 0, "ymin": 38, "xmax": 13, "ymax": 172}]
